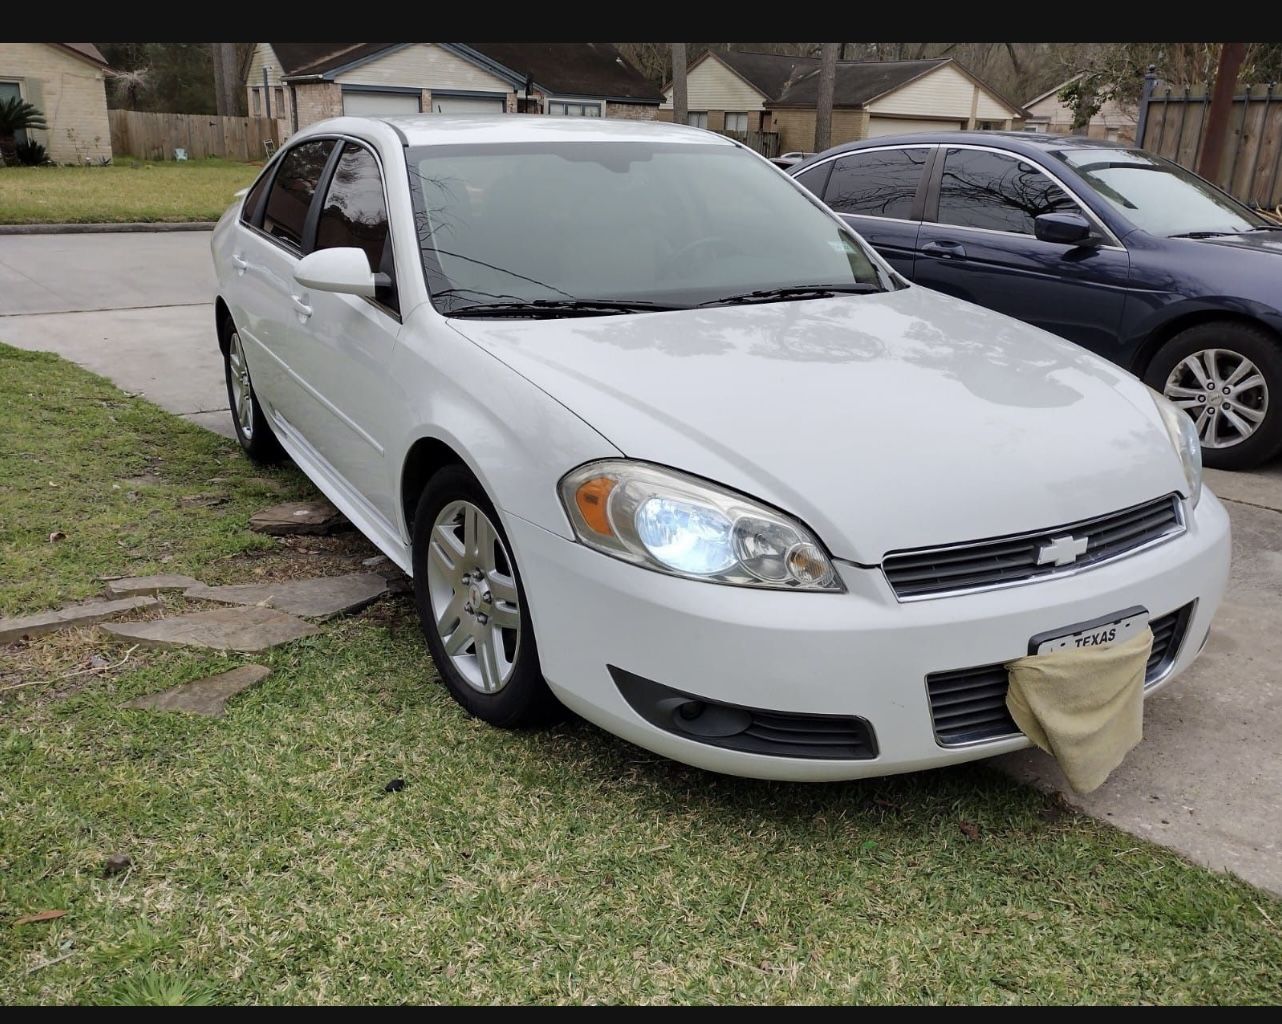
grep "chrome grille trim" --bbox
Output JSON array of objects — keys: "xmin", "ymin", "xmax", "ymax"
[{"xmin": 882, "ymin": 494, "xmax": 1186, "ymax": 601}]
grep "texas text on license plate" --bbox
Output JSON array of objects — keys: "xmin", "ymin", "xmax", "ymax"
[{"xmin": 1028, "ymin": 606, "xmax": 1149, "ymax": 656}]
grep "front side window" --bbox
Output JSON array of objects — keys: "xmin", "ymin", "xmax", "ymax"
[
  {"xmin": 407, "ymin": 140, "xmax": 891, "ymax": 316},
  {"xmin": 687, "ymin": 112, "xmax": 708, "ymax": 129},
  {"xmin": 824, "ymin": 147, "xmax": 929, "ymax": 220},
  {"xmin": 724, "ymin": 112, "xmax": 748, "ymax": 134},
  {"xmin": 936, "ymin": 147, "xmax": 1077, "ymax": 235},
  {"xmin": 261, "ymin": 139, "xmax": 336, "ymax": 250},
  {"xmin": 315, "ymin": 143, "xmax": 397, "ymax": 313},
  {"xmin": 1053, "ymin": 148, "xmax": 1267, "ymax": 237}
]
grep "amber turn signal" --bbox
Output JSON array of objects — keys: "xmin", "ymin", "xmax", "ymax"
[{"xmin": 575, "ymin": 476, "xmax": 617, "ymax": 536}]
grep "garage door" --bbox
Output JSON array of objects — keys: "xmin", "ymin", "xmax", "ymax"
[
  {"xmin": 866, "ymin": 117, "xmax": 964, "ymax": 138},
  {"xmin": 430, "ymin": 95, "xmax": 506, "ymax": 114},
  {"xmin": 342, "ymin": 91, "xmax": 421, "ymax": 117}
]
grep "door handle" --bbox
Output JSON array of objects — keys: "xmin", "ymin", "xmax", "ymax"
[
  {"xmin": 231, "ymin": 253, "xmax": 249, "ymax": 274},
  {"xmin": 921, "ymin": 240, "xmax": 967, "ymax": 259},
  {"xmin": 291, "ymin": 295, "xmax": 313, "ymax": 319}
]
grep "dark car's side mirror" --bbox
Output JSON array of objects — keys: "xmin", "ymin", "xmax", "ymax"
[{"xmin": 1034, "ymin": 211, "xmax": 1096, "ymax": 246}]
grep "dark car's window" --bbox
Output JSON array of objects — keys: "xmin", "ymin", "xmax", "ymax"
[
  {"xmin": 315, "ymin": 143, "xmax": 398, "ymax": 313},
  {"xmin": 793, "ymin": 162, "xmax": 831, "ymax": 196},
  {"xmin": 240, "ymin": 162, "xmax": 275, "ymax": 227},
  {"xmin": 824, "ymin": 147, "xmax": 929, "ymax": 220},
  {"xmin": 262, "ymin": 139, "xmax": 336, "ymax": 250},
  {"xmin": 937, "ymin": 147, "xmax": 1077, "ymax": 235}
]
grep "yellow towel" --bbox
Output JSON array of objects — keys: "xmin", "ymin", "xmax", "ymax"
[{"xmin": 1004, "ymin": 628, "xmax": 1153, "ymax": 794}]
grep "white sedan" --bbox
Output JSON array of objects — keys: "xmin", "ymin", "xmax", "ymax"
[{"xmin": 211, "ymin": 115, "xmax": 1229, "ymax": 781}]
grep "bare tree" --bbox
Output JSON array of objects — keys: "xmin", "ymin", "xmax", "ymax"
[
  {"xmin": 814, "ymin": 42, "xmax": 838, "ymax": 152},
  {"xmin": 1199, "ymin": 42, "xmax": 1247, "ymax": 180},
  {"xmin": 210, "ymin": 43, "xmax": 240, "ymax": 116},
  {"xmin": 670, "ymin": 43, "xmax": 688, "ymax": 125}
]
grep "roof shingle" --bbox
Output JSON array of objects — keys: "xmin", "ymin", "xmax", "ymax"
[{"xmin": 770, "ymin": 58, "xmax": 949, "ymax": 109}]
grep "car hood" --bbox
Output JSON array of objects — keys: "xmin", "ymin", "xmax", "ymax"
[{"xmin": 449, "ymin": 286, "xmax": 1188, "ymax": 564}]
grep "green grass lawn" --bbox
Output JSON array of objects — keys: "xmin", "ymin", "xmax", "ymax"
[
  {"xmin": 2, "ymin": 342, "xmax": 1281, "ymax": 1004},
  {"xmin": 0, "ymin": 160, "xmax": 259, "ymax": 225}
]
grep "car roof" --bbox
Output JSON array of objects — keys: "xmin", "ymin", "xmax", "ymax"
[
  {"xmin": 300, "ymin": 114, "xmax": 737, "ymax": 148},
  {"xmin": 790, "ymin": 130, "xmax": 1134, "ymax": 172}
]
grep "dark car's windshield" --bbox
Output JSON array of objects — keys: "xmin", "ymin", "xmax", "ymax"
[
  {"xmin": 406, "ymin": 140, "xmax": 891, "ymax": 316},
  {"xmin": 1053, "ymin": 148, "xmax": 1268, "ymax": 237}
]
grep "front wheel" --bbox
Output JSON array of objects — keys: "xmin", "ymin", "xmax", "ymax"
[
  {"xmin": 1144, "ymin": 322, "xmax": 1282, "ymax": 470},
  {"xmin": 410, "ymin": 465, "xmax": 560, "ymax": 727}
]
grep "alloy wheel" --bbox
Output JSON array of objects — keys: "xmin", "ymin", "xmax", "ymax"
[
  {"xmin": 1163, "ymin": 347, "xmax": 1268, "ymax": 449},
  {"xmin": 425, "ymin": 499, "xmax": 522, "ymax": 694},
  {"xmin": 228, "ymin": 331, "xmax": 254, "ymax": 441}
]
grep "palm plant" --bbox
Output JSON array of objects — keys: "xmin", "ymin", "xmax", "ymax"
[{"xmin": 0, "ymin": 97, "xmax": 48, "ymax": 166}]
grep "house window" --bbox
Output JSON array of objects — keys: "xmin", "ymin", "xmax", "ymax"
[
  {"xmin": 251, "ymin": 87, "xmax": 262, "ymax": 115},
  {"xmin": 687, "ymin": 111, "xmax": 708, "ymax": 129},
  {"xmin": 274, "ymin": 87, "xmax": 284, "ymax": 115},
  {"xmin": 0, "ymin": 81, "xmax": 27, "ymax": 146},
  {"xmin": 548, "ymin": 100, "xmax": 602, "ymax": 117},
  {"xmin": 724, "ymin": 112, "xmax": 748, "ymax": 133},
  {"xmin": 977, "ymin": 120, "xmax": 1001, "ymax": 131}
]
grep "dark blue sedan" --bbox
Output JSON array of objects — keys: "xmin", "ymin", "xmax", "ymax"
[{"xmin": 790, "ymin": 132, "xmax": 1282, "ymax": 469}]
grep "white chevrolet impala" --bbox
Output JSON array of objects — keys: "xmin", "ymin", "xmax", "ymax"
[{"xmin": 211, "ymin": 116, "xmax": 1230, "ymax": 781}]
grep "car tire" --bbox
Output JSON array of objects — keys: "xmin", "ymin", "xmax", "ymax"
[
  {"xmin": 1144, "ymin": 321, "xmax": 1282, "ymax": 471},
  {"xmin": 221, "ymin": 319, "xmax": 284, "ymax": 464},
  {"xmin": 410, "ymin": 464, "xmax": 561, "ymax": 728}
]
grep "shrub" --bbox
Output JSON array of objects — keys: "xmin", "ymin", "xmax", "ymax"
[{"xmin": 14, "ymin": 139, "xmax": 50, "ymax": 166}]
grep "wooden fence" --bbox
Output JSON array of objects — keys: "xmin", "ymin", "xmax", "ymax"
[
  {"xmin": 1138, "ymin": 80, "xmax": 1282, "ymax": 209},
  {"xmin": 108, "ymin": 110, "xmax": 288, "ymax": 162}
]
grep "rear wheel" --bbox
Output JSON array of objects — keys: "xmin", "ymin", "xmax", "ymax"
[
  {"xmin": 222, "ymin": 323, "xmax": 283, "ymax": 463},
  {"xmin": 1144, "ymin": 321, "xmax": 1282, "ymax": 470},
  {"xmin": 410, "ymin": 465, "xmax": 560, "ymax": 727}
]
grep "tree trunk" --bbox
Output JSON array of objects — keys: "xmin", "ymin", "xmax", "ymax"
[
  {"xmin": 0, "ymin": 131, "xmax": 17, "ymax": 166},
  {"xmin": 670, "ymin": 43, "xmax": 688, "ymax": 126},
  {"xmin": 1198, "ymin": 42, "xmax": 1247, "ymax": 182},
  {"xmin": 212, "ymin": 43, "xmax": 240, "ymax": 117},
  {"xmin": 814, "ymin": 43, "xmax": 839, "ymax": 152}
]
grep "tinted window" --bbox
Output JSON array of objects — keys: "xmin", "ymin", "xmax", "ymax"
[
  {"xmin": 825, "ymin": 147, "xmax": 928, "ymax": 220},
  {"xmin": 315, "ymin": 143, "xmax": 397, "ymax": 313},
  {"xmin": 937, "ymin": 147, "xmax": 1077, "ymax": 235},
  {"xmin": 793, "ymin": 163, "xmax": 830, "ymax": 196},
  {"xmin": 240, "ymin": 162, "xmax": 275, "ymax": 227},
  {"xmin": 262, "ymin": 139, "xmax": 336, "ymax": 249}
]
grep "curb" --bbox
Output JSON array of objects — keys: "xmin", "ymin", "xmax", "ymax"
[{"xmin": 0, "ymin": 222, "xmax": 216, "ymax": 236}]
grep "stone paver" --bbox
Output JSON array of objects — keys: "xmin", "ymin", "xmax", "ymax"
[
  {"xmin": 183, "ymin": 572, "xmax": 389, "ymax": 621},
  {"xmin": 0, "ymin": 596, "xmax": 159, "ymax": 644},
  {"xmin": 249, "ymin": 498, "xmax": 349, "ymax": 536},
  {"xmin": 124, "ymin": 664, "xmax": 271, "ymax": 716},
  {"xmin": 106, "ymin": 574, "xmax": 202, "ymax": 597},
  {"xmin": 102, "ymin": 606, "xmax": 318, "ymax": 653}
]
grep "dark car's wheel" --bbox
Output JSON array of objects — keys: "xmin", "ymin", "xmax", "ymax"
[
  {"xmin": 1144, "ymin": 321, "xmax": 1282, "ymax": 470},
  {"xmin": 222, "ymin": 321, "xmax": 284, "ymax": 463},
  {"xmin": 410, "ymin": 464, "xmax": 561, "ymax": 727}
]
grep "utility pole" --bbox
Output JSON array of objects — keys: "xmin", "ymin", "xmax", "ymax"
[
  {"xmin": 670, "ymin": 43, "xmax": 688, "ymax": 126},
  {"xmin": 814, "ymin": 42, "xmax": 839, "ymax": 152},
  {"xmin": 1198, "ymin": 42, "xmax": 1247, "ymax": 182}
]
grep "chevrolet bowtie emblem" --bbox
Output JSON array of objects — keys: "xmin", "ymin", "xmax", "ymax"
[{"xmin": 1037, "ymin": 534, "xmax": 1090, "ymax": 566}]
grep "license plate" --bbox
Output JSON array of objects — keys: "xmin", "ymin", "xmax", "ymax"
[{"xmin": 1029, "ymin": 606, "xmax": 1149, "ymax": 656}]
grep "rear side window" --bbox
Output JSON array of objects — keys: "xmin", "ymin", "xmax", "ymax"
[
  {"xmin": 824, "ymin": 147, "xmax": 928, "ymax": 220},
  {"xmin": 262, "ymin": 139, "xmax": 336, "ymax": 250},
  {"xmin": 240, "ymin": 164, "xmax": 274, "ymax": 227},
  {"xmin": 937, "ymin": 148, "xmax": 1077, "ymax": 235},
  {"xmin": 315, "ymin": 143, "xmax": 398, "ymax": 314}
]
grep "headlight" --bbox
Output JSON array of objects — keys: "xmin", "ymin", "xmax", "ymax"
[
  {"xmin": 1150, "ymin": 389, "xmax": 1202, "ymax": 507},
  {"xmin": 559, "ymin": 460, "xmax": 843, "ymax": 591}
]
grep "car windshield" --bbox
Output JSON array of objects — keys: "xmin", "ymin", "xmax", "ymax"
[
  {"xmin": 1053, "ymin": 148, "xmax": 1268, "ymax": 237},
  {"xmin": 406, "ymin": 140, "xmax": 890, "ymax": 316}
]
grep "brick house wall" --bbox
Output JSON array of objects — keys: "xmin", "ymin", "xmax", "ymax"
[
  {"xmin": 293, "ymin": 82, "xmax": 343, "ymax": 129},
  {"xmin": 604, "ymin": 101, "xmax": 658, "ymax": 120},
  {"xmin": 0, "ymin": 43, "xmax": 111, "ymax": 163},
  {"xmin": 770, "ymin": 108, "xmax": 869, "ymax": 153}
]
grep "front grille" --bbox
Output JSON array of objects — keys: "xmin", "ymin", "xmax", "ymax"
[
  {"xmin": 925, "ymin": 603, "xmax": 1194, "ymax": 747},
  {"xmin": 610, "ymin": 666, "xmax": 877, "ymax": 760},
  {"xmin": 883, "ymin": 495, "xmax": 1183, "ymax": 600}
]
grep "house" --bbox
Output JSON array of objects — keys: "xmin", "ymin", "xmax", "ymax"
[
  {"xmin": 660, "ymin": 50, "xmax": 1026, "ymax": 153},
  {"xmin": 245, "ymin": 43, "xmax": 660, "ymax": 133},
  {"xmin": 1023, "ymin": 75, "xmax": 1137, "ymax": 142},
  {"xmin": 0, "ymin": 43, "xmax": 111, "ymax": 163}
]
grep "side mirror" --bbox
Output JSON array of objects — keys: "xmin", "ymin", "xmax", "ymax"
[
  {"xmin": 294, "ymin": 247, "xmax": 376, "ymax": 297},
  {"xmin": 1034, "ymin": 211, "xmax": 1096, "ymax": 246}
]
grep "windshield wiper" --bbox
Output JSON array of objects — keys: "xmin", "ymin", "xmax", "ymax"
[
  {"xmin": 1168, "ymin": 230, "xmax": 1236, "ymax": 239},
  {"xmin": 698, "ymin": 283, "xmax": 882, "ymax": 308},
  {"xmin": 446, "ymin": 298, "xmax": 681, "ymax": 319}
]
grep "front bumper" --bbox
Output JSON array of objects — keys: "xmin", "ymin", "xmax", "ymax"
[{"xmin": 505, "ymin": 491, "xmax": 1231, "ymax": 781}]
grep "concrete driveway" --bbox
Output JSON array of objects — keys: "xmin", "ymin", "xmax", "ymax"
[
  {"xmin": 3, "ymin": 230, "xmax": 1281, "ymax": 895},
  {"xmin": 0, "ymin": 231, "xmax": 232, "ymax": 437}
]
